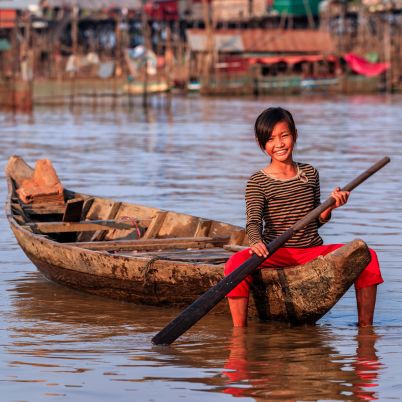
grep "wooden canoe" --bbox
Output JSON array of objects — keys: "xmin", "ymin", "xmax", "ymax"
[{"xmin": 5, "ymin": 156, "xmax": 371, "ymax": 324}]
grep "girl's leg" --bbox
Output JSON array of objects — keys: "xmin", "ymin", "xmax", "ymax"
[
  {"xmin": 354, "ymin": 248, "xmax": 382, "ymax": 326},
  {"xmin": 356, "ymin": 285, "xmax": 377, "ymax": 327},
  {"xmin": 228, "ymin": 297, "xmax": 249, "ymax": 327},
  {"xmin": 224, "ymin": 249, "xmax": 254, "ymax": 327}
]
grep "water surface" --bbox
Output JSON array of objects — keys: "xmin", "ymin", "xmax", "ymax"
[{"xmin": 1, "ymin": 94, "xmax": 401, "ymax": 401}]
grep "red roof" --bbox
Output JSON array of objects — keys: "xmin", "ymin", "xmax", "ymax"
[
  {"xmin": 0, "ymin": 10, "xmax": 16, "ymax": 29},
  {"xmin": 242, "ymin": 29, "xmax": 335, "ymax": 53},
  {"xmin": 187, "ymin": 28, "xmax": 336, "ymax": 54}
]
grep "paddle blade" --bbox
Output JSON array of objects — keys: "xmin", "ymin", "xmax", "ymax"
[{"xmin": 151, "ymin": 254, "xmax": 263, "ymax": 345}]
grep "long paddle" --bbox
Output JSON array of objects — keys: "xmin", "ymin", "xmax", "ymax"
[{"xmin": 152, "ymin": 156, "xmax": 390, "ymax": 345}]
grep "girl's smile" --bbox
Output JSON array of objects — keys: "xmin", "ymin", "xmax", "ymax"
[{"xmin": 264, "ymin": 121, "xmax": 296, "ymax": 164}]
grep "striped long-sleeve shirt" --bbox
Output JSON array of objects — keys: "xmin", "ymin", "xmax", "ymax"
[{"xmin": 245, "ymin": 162, "xmax": 324, "ymax": 248}]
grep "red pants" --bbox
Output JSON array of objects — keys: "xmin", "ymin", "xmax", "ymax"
[{"xmin": 224, "ymin": 244, "xmax": 383, "ymax": 298}]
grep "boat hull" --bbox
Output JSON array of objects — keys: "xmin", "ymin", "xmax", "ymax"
[{"xmin": 11, "ymin": 221, "xmax": 370, "ymax": 323}]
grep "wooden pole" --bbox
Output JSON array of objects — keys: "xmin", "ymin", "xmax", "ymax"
[
  {"xmin": 396, "ymin": 14, "xmax": 401, "ymax": 90},
  {"xmin": 21, "ymin": 10, "xmax": 33, "ymax": 112},
  {"xmin": 70, "ymin": 4, "xmax": 78, "ymax": 108},
  {"xmin": 11, "ymin": 14, "xmax": 19, "ymax": 112},
  {"xmin": 202, "ymin": 0, "xmax": 214, "ymax": 92},
  {"xmin": 165, "ymin": 22, "xmax": 173, "ymax": 103},
  {"xmin": 152, "ymin": 157, "xmax": 391, "ymax": 345},
  {"xmin": 302, "ymin": 0, "xmax": 315, "ymax": 29},
  {"xmin": 384, "ymin": 18, "xmax": 392, "ymax": 93},
  {"xmin": 121, "ymin": 8, "xmax": 133, "ymax": 110},
  {"xmin": 141, "ymin": 1, "xmax": 150, "ymax": 108},
  {"xmin": 113, "ymin": 9, "xmax": 122, "ymax": 109}
]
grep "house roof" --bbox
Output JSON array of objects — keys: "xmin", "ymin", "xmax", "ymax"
[
  {"xmin": 44, "ymin": 0, "xmax": 142, "ymax": 10},
  {"xmin": 187, "ymin": 28, "xmax": 336, "ymax": 54},
  {"xmin": 187, "ymin": 31, "xmax": 244, "ymax": 53},
  {"xmin": 0, "ymin": 0, "xmax": 40, "ymax": 9}
]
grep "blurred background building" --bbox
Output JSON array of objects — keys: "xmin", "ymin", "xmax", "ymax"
[{"xmin": 0, "ymin": 0, "xmax": 401, "ymax": 110}]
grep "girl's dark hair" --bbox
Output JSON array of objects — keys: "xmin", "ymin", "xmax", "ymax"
[{"xmin": 254, "ymin": 107, "xmax": 297, "ymax": 151}]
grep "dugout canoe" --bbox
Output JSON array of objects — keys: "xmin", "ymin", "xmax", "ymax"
[{"xmin": 5, "ymin": 156, "xmax": 371, "ymax": 324}]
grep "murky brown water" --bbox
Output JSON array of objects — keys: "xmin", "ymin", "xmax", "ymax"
[{"xmin": 1, "ymin": 94, "xmax": 401, "ymax": 401}]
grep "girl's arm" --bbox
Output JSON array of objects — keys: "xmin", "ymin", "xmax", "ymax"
[
  {"xmin": 245, "ymin": 178, "xmax": 269, "ymax": 258},
  {"xmin": 319, "ymin": 187, "xmax": 350, "ymax": 223},
  {"xmin": 249, "ymin": 241, "xmax": 269, "ymax": 258},
  {"xmin": 315, "ymin": 169, "xmax": 349, "ymax": 224},
  {"xmin": 314, "ymin": 169, "xmax": 330, "ymax": 226}
]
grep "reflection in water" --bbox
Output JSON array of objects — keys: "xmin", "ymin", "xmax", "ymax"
[
  {"xmin": 8, "ymin": 272, "xmax": 158, "ymax": 334},
  {"xmin": 222, "ymin": 325, "xmax": 382, "ymax": 400},
  {"xmin": 353, "ymin": 327, "xmax": 382, "ymax": 401},
  {"xmin": 8, "ymin": 271, "xmax": 383, "ymax": 401}
]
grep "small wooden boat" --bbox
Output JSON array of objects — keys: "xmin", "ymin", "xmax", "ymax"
[
  {"xmin": 5, "ymin": 156, "xmax": 371, "ymax": 324},
  {"xmin": 123, "ymin": 80, "xmax": 170, "ymax": 95}
]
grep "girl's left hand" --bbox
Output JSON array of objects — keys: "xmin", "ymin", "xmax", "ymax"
[{"xmin": 331, "ymin": 187, "xmax": 350, "ymax": 209}]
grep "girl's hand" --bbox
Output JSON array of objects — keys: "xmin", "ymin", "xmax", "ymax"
[
  {"xmin": 331, "ymin": 186, "xmax": 350, "ymax": 209},
  {"xmin": 249, "ymin": 242, "xmax": 269, "ymax": 258}
]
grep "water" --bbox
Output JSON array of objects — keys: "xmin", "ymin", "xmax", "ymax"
[{"xmin": 1, "ymin": 94, "xmax": 401, "ymax": 401}]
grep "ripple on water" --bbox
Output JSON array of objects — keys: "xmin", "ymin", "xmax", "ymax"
[{"xmin": 1, "ymin": 94, "xmax": 402, "ymax": 401}]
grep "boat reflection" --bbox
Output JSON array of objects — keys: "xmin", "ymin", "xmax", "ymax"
[
  {"xmin": 9, "ymin": 271, "xmax": 383, "ymax": 401},
  {"xmin": 222, "ymin": 324, "xmax": 383, "ymax": 400},
  {"xmin": 8, "ymin": 271, "xmax": 162, "ymax": 335}
]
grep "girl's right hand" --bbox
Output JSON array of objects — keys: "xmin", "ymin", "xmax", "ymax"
[{"xmin": 250, "ymin": 242, "xmax": 269, "ymax": 258}]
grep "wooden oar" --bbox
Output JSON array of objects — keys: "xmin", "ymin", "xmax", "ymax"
[{"xmin": 152, "ymin": 156, "xmax": 390, "ymax": 345}]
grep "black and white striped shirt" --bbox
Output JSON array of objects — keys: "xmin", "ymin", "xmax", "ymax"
[{"xmin": 245, "ymin": 162, "xmax": 323, "ymax": 248}]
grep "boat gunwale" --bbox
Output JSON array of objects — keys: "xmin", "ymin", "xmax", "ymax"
[{"xmin": 6, "ymin": 174, "xmax": 369, "ymax": 276}]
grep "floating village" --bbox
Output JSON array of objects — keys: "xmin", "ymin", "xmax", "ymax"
[
  {"xmin": 2, "ymin": 2, "xmax": 402, "ymax": 400},
  {"xmin": 0, "ymin": 0, "xmax": 401, "ymax": 111}
]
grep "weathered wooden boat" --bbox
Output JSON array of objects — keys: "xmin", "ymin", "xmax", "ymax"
[
  {"xmin": 123, "ymin": 80, "xmax": 170, "ymax": 95},
  {"xmin": 5, "ymin": 156, "xmax": 371, "ymax": 324}
]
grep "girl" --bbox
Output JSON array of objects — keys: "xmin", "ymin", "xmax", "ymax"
[{"xmin": 224, "ymin": 107, "xmax": 383, "ymax": 327}]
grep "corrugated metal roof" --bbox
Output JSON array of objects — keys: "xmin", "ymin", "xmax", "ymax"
[
  {"xmin": 187, "ymin": 28, "xmax": 335, "ymax": 54},
  {"xmin": 45, "ymin": 0, "xmax": 142, "ymax": 9},
  {"xmin": 241, "ymin": 29, "xmax": 335, "ymax": 53},
  {"xmin": 187, "ymin": 31, "xmax": 244, "ymax": 52},
  {"xmin": 0, "ymin": 0, "xmax": 40, "ymax": 9}
]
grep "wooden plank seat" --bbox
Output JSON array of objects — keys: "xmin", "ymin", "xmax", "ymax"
[
  {"xmin": 11, "ymin": 202, "xmax": 26, "ymax": 216},
  {"xmin": 223, "ymin": 244, "xmax": 248, "ymax": 252},
  {"xmin": 116, "ymin": 247, "xmax": 234, "ymax": 264},
  {"xmin": 65, "ymin": 236, "xmax": 231, "ymax": 251},
  {"xmin": 27, "ymin": 219, "xmax": 141, "ymax": 234},
  {"xmin": 21, "ymin": 197, "xmax": 87, "ymax": 217},
  {"xmin": 23, "ymin": 204, "xmax": 66, "ymax": 215}
]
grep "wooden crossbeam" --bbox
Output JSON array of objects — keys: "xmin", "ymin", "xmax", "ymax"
[
  {"xmin": 28, "ymin": 219, "xmax": 139, "ymax": 234},
  {"xmin": 23, "ymin": 204, "xmax": 66, "ymax": 215},
  {"xmin": 142, "ymin": 211, "xmax": 168, "ymax": 239},
  {"xmin": 116, "ymin": 247, "xmax": 233, "ymax": 262},
  {"xmin": 194, "ymin": 219, "xmax": 212, "ymax": 237},
  {"xmin": 223, "ymin": 244, "xmax": 247, "ymax": 252},
  {"xmin": 65, "ymin": 236, "xmax": 230, "ymax": 251},
  {"xmin": 90, "ymin": 202, "xmax": 122, "ymax": 242}
]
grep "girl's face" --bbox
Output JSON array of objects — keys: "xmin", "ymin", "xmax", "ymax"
[{"xmin": 264, "ymin": 121, "xmax": 296, "ymax": 164}]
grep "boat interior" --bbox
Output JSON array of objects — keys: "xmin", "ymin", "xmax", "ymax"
[{"xmin": 6, "ymin": 156, "xmax": 247, "ymax": 264}]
